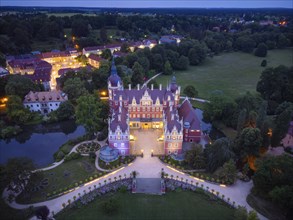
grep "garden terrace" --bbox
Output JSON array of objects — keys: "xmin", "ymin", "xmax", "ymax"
[
  {"xmin": 98, "ymin": 155, "xmax": 136, "ymax": 170},
  {"xmin": 16, "ymin": 157, "xmax": 105, "ymax": 203},
  {"xmin": 76, "ymin": 142, "xmax": 101, "ymax": 154},
  {"xmin": 56, "ymin": 189, "xmax": 235, "ymax": 220}
]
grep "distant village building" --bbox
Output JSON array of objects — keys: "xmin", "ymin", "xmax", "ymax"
[
  {"xmin": 37, "ymin": 51, "xmax": 73, "ymax": 64},
  {"xmin": 23, "ymin": 91, "xmax": 68, "ymax": 115},
  {"xmin": 88, "ymin": 54, "xmax": 104, "ymax": 68},
  {"xmin": 83, "ymin": 44, "xmax": 122, "ymax": 57},
  {"xmin": 0, "ymin": 67, "xmax": 9, "ymax": 78},
  {"xmin": 129, "ymin": 39, "xmax": 157, "ymax": 51},
  {"xmin": 107, "ymin": 61, "xmax": 201, "ymax": 156},
  {"xmin": 159, "ymin": 35, "xmax": 183, "ymax": 45},
  {"xmin": 7, "ymin": 58, "xmax": 52, "ymax": 90}
]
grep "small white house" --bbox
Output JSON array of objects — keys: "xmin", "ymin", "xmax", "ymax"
[{"xmin": 23, "ymin": 91, "xmax": 68, "ymax": 115}]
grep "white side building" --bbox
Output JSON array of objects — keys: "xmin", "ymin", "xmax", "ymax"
[{"xmin": 23, "ymin": 91, "xmax": 68, "ymax": 115}]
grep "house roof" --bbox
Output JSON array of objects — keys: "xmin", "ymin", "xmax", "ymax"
[
  {"xmin": 178, "ymin": 99, "xmax": 201, "ymax": 130},
  {"xmin": 23, "ymin": 91, "xmax": 68, "ymax": 103},
  {"xmin": 88, "ymin": 54, "xmax": 104, "ymax": 62}
]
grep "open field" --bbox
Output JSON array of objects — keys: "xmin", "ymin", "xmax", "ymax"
[
  {"xmin": 56, "ymin": 191, "xmax": 235, "ymax": 220},
  {"xmin": 156, "ymin": 49, "xmax": 293, "ymax": 99},
  {"xmin": 16, "ymin": 157, "xmax": 102, "ymax": 203}
]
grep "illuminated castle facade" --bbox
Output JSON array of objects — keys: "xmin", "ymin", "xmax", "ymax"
[{"xmin": 108, "ymin": 61, "xmax": 201, "ymax": 156}]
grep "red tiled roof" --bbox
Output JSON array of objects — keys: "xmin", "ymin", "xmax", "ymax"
[
  {"xmin": 24, "ymin": 91, "xmax": 68, "ymax": 103},
  {"xmin": 88, "ymin": 54, "xmax": 104, "ymax": 62}
]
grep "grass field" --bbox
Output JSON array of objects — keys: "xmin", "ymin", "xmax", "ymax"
[
  {"xmin": 16, "ymin": 157, "xmax": 102, "ymax": 203},
  {"xmin": 56, "ymin": 191, "xmax": 235, "ymax": 220},
  {"xmin": 156, "ymin": 49, "xmax": 293, "ymax": 99}
]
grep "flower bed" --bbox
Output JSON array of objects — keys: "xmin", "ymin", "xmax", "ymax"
[
  {"xmin": 99, "ymin": 155, "xmax": 136, "ymax": 170},
  {"xmin": 58, "ymin": 178, "xmax": 132, "ymax": 213},
  {"xmin": 77, "ymin": 142, "xmax": 101, "ymax": 154}
]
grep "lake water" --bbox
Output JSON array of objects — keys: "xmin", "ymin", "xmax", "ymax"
[{"xmin": 0, "ymin": 120, "xmax": 85, "ymax": 168}]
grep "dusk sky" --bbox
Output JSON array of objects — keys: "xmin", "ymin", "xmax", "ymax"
[{"xmin": 2, "ymin": 0, "xmax": 293, "ymax": 8}]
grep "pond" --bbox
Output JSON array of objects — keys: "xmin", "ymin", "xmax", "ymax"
[{"xmin": 0, "ymin": 120, "xmax": 85, "ymax": 168}]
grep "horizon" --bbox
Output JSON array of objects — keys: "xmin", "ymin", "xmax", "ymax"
[{"xmin": 2, "ymin": 0, "xmax": 293, "ymax": 9}]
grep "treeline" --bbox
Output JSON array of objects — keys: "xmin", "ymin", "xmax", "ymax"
[{"xmin": 0, "ymin": 11, "xmax": 292, "ymax": 57}]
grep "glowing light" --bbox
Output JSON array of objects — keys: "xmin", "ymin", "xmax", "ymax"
[
  {"xmin": 166, "ymin": 166, "xmax": 185, "ymax": 175},
  {"xmin": 64, "ymin": 34, "xmax": 67, "ymax": 38},
  {"xmin": 220, "ymin": 184, "xmax": 226, "ymax": 187},
  {"xmin": 128, "ymin": 163, "xmax": 133, "ymax": 166},
  {"xmin": 100, "ymin": 91, "xmax": 107, "ymax": 96}
]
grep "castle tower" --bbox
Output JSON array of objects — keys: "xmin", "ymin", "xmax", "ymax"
[
  {"xmin": 169, "ymin": 75, "xmax": 180, "ymax": 106},
  {"xmin": 108, "ymin": 59, "xmax": 123, "ymax": 102}
]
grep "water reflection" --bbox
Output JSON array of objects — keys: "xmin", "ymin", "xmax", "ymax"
[{"xmin": 0, "ymin": 120, "xmax": 85, "ymax": 168}]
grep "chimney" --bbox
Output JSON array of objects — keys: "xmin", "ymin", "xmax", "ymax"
[
  {"xmin": 151, "ymin": 84, "xmax": 154, "ymax": 90},
  {"xmin": 159, "ymin": 84, "xmax": 162, "ymax": 90},
  {"xmin": 129, "ymin": 84, "xmax": 131, "ymax": 90},
  {"xmin": 137, "ymin": 84, "xmax": 140, "ymax": 90}
]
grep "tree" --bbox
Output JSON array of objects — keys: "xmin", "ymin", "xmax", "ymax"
[
  {"xmin": 254, "ymin": 43, "xmax": 268, "ymax": 57},
  {"xmin": 261, "ymin": 60, "xmax": 267, "ymax": 67},
  {"xmin": 271, "ymin": 106, "xmax": 293, "ymax": 147},
  {"xmin": 35, "ymin": 206, "xmax": 50, "ymax": 220},
  {"xmin": 163, "ymin": 61, "xmax": 173, "ymax": 75},
  {"xmin": 137, "ymin": 57, "xmax": 150, "ymax": 73},
  {"xmin": 5, "ymin": 75, "xmax": 40, "ymax": 99},
  {"xmin": 175, "ymin": 55, "xmax": 189, "ymax": 70},
  {"xmin": 188, "ymin": 46, "xmax": 206, "ymax": 65},
  {"xmin": 203, "ymin": 95, "xmax": 237, "ymax": 126},
  {"xmin": 234, "ymin": 206, "xmax": 248, "ymax": 220},
  {"xmin": 120, "ymin": 43, "xmax": 130, "ymax": 53},
  {"xmin": 100, "ymin": 27, "xmax": 108, "ymax": 43},
  {"xmin": 185, "ymin": 144, "xmax": 206, "ymax": 169},
  {"xmin": 204, "ymin": 138, "xmax": 234, "ymax": 172},
  {"xmin": 92, "ymin": 61, "xmax": 111, "ymax": 89},
  {"xmin": 101, "ymin": 49, "xmax": 112, "ymax": 60},
  {"xmin": 247, "ymin": 211, "xmax": 260, "ymax": 220},
  {"xmin": 131, "ymin": 62, "xmax": 144, "ymax": 86},
  {"xmin": 56, "ymin": 100, "xmax": 75, "ymax": 121},
  {"xmin": 63, "ymin": 78, "xmax": 88, "ymax": 102},
  {"xmin": 269, "ymin": 185, "xmax": 293, "ymax": 215},
  {"xmin": 151, "ymin": 54, "xmax": 164, "ymax": 72},
  {"xmin": 253, "ymin": 155, "xmax": 293, "ymax": 216},
  {"xmin": 6, "ymin": 95, "xmax": 34, "ymax": 124},
  {"xmin": 238, "ymin": 127, "xmax": 262, "ymax": 158},
  {"xmin": 3, "ymin": 157, "xmax": 41, "ymax": 195},
  {"xmin": 71, "ymin": 19, "xmax": 89, "ymax": 37},
  {"xmin": 257, "ymin": 66, "xmax": 293, "ymax": 106},
  {"xmin": 218, "ymin": 159, "xmax": 237, "ymax": 184},
  {"xmin": 76, "ymin": 95, "xmax": 104, "ymax": 136},
  {"xmin": 236, "ymin": 36, "xmax": 256, "ymax": 53},
  {"xmin": 277, "ymin": 34, "xmax": 290, "ymax": 48},
  {"xmin": 183, "ymin": 85, "xmax": 198, "ymax": 97}
]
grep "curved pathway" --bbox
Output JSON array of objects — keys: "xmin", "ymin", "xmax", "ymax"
[
  {"xmin": 94, "ymin": 150, "xmax": 113, "ymax": 172},
  {"xmin": 142, "ymin": 72, "xmax": 162, "ymax": 88},
  {"xmin": 180, "ymin": 96, "xmax": 210, "ymax": 103},
  {"xmin": 3, "ymin": 154, "xmax": 266, "ymax": 220},
  {"xmin": 35, "ymin": 139, "xmax": 106, "ymax": 172}
]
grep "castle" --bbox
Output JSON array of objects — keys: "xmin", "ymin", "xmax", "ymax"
[{"xmin": 108, "ymin": 61, "xmax": 201, "ymax": 156}]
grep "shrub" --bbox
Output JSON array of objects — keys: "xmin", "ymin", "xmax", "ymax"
[
  {"xmin": 89, "ymin": 177, "xmax": 93, "ymax": 181},
  {"xmin": 85, "ymin": 179, "xmax": 88, "ymax": 182},
  {"xmin": 118, "ymin": 185, "xmax": 128, "ymax": 193},
  {"xmin": 79, "ymin": 181, "xmax": 83, "ymax": 184},
  {"xmin": 261, "ymin": 59, "xmax": 267, "ymax": 67}
]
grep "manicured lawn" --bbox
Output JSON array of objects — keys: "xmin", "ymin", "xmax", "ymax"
[
  {"xmin": 56, "ymin": 191, "xmax": 235, "ymax": 220},
  {"xmin": 156, "ymin": 49, "xmax": 293, "ymax": 99},
  {"xmin": 16, "ymin": 157, "xmax": 102, "ymax": 203}
]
